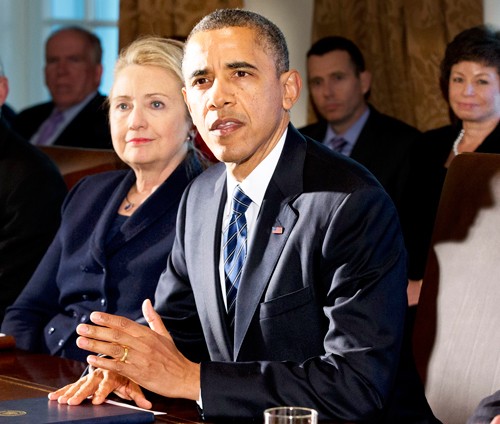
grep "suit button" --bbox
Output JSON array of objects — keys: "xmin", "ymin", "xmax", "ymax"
[
  {"xmin": 48, "ymin": 327, "xmax": 55, "ymax": 335},
  {"xmin": 58, "ymin": 339, "xmax": 64, "ymax": 347},
  {"xmin": 80, "ymin": 315, "xmax": 87, "ymax": 322},
  {"xmin": 80, "ymin": 265, "xmax": 89, "ymax": 272},
  {"xmin": 100, "ymin": 298, "xmax": 106, "ymax": 307},
  {"xmin": 82, "ymin": 294, "xmax": 88, "ymax": 300}
]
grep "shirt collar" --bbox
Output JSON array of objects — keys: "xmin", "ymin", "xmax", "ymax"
[
  {"xmin": 57, "ymin": 91, "xmax": 98, "ymax": 123},
  {"xmin": 226, "ymin": 128, "xmax": 288, "ymax": 208},
  {"xmin": 323, "ymin": 106, "xmax": 370, "ymax": 146}
]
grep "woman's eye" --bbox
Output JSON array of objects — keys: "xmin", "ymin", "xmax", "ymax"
[{"xmin": 152, "ymin": 101, "xmax": 163, "ymax": 109}]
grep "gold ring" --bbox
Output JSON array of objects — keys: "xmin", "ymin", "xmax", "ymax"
[{"xmin": 119, "ymin": 346, "xmax": 129, "ymax": 362}]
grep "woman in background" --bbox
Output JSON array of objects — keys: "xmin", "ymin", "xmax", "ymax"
[
  {"xmin": 405, "ymin": 25, "xmax": 500, "ymax": 295},
  {"xmin": 2, "ymin": 36, "xmax": 207, "ymax": 362}
]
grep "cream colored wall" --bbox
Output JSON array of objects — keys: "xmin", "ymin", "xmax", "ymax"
[
  {"xmin": 243, "ymin": 0, "xmax": 314, "ymax": 128},
  {"xmin": 244, "ymin": 0, "xmax": 500, "ymax": 129},
  {"xmin": 484, "ymin": 0, "xmax": 500, "ymax": 27}
]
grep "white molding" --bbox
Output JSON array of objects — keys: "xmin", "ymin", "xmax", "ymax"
[{"xmin": 484, "ymin": 0, "xmax": 500, "ymax": 28}]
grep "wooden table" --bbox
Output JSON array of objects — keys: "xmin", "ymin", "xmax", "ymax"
[
  {"xmin": 0, "ymin": 348, "xmax": 203, "ymax": 423},
  {"xmin": 0, "ymin": 349, "xmax": 343, "ymax": 423}
]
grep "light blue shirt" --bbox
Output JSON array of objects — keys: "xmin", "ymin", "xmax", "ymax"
[{"xmin": 323, "ymin": 107, "xmax": 370, "ymax": 157}]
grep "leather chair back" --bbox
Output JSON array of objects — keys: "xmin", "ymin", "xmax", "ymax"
[
  {"xmin": 413, "ymin": 152, "xmax": 500, "ymax": 424},
  {"xmin": 37, "ymin": 145, "xmax": 124, "ymax": 189}
]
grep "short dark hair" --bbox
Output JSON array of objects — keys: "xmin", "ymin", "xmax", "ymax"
[
  {"xmin": 307, "ymin": 36, "xmax": 366, "ymax": 75},
  {"xmin": 440, "ymin": 25, "xmax": 500, "ymax": 100},
  {"xmin": 47, "ymin": 26, "xmax": 103, "ymax": 64},
  {"xmin": 186, "ymin": 8, "xmax": 289, "ymax": 76}
]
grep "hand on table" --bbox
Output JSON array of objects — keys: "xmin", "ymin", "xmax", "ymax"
[
  {"xmin": 48, "ymin": 367, "xmax": 150, "ymax": 408},
  {"xmin": 48, "ymin": 299, "xmax": 200, "ymax": 406}
]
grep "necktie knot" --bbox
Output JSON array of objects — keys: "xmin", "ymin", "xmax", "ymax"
[
  {"xmin": 327, "ymin": 136, "xmax": 348, "ymax": 154},
  {"xmin": 35, "ymin": 109, "xmax": 64, "ymax": 146},
  {"xmin": 231, "ymin": 186, "xmax": 252, "ymax": 215}
]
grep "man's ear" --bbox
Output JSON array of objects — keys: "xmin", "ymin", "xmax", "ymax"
[
  {"xmin": 181, "ymin": 87, "xmax": 193, "ymax": 115},
  {"xmin": 281, "ymin": 69, "xmax": 302, "ymax": 111},
  {"xmin": 360, "ymin": 70, "xmax": 371, "ymax": 97},
  {"xmin": 0, "ymin": 76, "xmax": 9, "ymax": 106},
  {"xmin": 94, "ymin": 64, "xmax": 103, "ymax": 87}
]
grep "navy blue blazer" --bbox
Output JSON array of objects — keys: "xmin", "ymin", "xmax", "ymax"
[
  {"xmin": 12, "ymin": 93, "xmax": 112, "ymax": 149},
  {"xmin": 154, "ymin": 125, "xmax": 437, "ymax": 422},
  {"xmin": 2, "ymin": 153, "xmax": 203, "ymax": 362},
  {"xmin": 404, "ymin": 122, "xmax": 500, "ymax": 280}
]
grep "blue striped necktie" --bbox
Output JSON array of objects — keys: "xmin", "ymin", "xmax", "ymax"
[{"xmin": 223, "ymin": 185, "xmax": 252, "ymax": 327}]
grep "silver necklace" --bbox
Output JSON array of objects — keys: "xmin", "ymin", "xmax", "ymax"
[
  {"xmin": 124, "ymin": 195, "xmax": 135, "ymax": 211},
  {"xmin": 452, "ymin": 129, "xmax": 465, "ymax": 156}
]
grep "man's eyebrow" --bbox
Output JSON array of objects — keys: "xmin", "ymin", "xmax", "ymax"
[
  {"xmin": 227, "ymin": 61, "xmax": 257, "ymax": 70},
  {"xmin": 188, "ymin": 62, "xmax": 258, "ymax": 79},
  {"xmin": 189, "ymin": 69, "xmax": 208, "ymax": 79}
]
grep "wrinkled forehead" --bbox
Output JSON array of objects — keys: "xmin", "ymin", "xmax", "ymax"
[{"xmin": 182, "ymin": 27, "xmax": 267, "ymax": 78}]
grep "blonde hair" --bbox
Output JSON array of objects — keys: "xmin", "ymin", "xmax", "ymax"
[
  {"xmin": 111, "ymin": 36, "xmax": 189, "ymax": 121},
  {"xmin": 114, "ymin": 36, "xmax": 184, "ymax": 82}
]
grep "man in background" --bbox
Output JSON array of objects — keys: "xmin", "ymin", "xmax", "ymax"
[
  {"xmin": 299, "ymin": 36, "xmax": 420, "ymax": 216},
  {"xmin": 13, "ymin": 27, "xmax": 111, "ymax": 149},
  {"xmin": 0, "ymin": 57, "xmax": 67, "ymax": 323}
]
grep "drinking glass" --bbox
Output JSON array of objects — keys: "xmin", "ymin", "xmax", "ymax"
[{"xmin": 264, "ymin": 406, "xmax": 318, "ymax": 424}]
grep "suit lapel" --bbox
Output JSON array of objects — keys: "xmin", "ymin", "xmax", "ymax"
[
  {"xmin": 350, "ymin": 105, "xmax": 378, "ymax": 164},
  {"xmin": 197, "ymin": 169, "xmax": 235, "ymax": 360},
  {"xmin": 89, "ymin": 171, "xmax": 135, "ymax": 267},
  {"xmin": 233, "ymin": 125, "xmax": 306, "ymax": 358}
]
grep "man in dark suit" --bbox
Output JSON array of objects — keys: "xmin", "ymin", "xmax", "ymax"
[
  {"xmin": 0, "ymin": 57, "xmax": 67, "ymax": 324},
  {"xmin": 12, "ymin": 27, "xmax": 111, "ymax": 149},
  {"xmin": 49, "ymin": 9, "xmax": 438, "ymax": 424},
  {"xmin": 299, "ymin": 36, "xmax": 420, "ymax": 216}
]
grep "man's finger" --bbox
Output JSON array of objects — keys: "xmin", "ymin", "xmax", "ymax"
[
  {"xmin": 142, "ymin": 299, "xmax": 169, "ymax": 337},
  {"xmin": 126, "ymin": 384, "xmax": 152, "ymax": 410}
]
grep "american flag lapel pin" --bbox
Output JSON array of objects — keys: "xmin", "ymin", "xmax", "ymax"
[{"xmin": 272, "ymin": 226, "xmax": 284, "ymax": 235}]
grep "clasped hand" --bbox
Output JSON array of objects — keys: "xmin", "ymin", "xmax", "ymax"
[{"xmin": 48, "ymin": 299, "xmax": 200, "ymax": 407}]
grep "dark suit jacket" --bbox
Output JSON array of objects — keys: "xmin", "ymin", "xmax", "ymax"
[
  {"xmin": 1, "ymin": 154, "xmax": 203, "ymax": 362},
  {"xmin": 467, "ymin": 390, "xmax": 500, "ymax": 424},
  {"xmin": 0, "ymin": 119, "xmax": 67, "ymax": 324},
  {"xmin": 299, "ymin": 105, "xmax": 420, "ymax": 217},
  {"xmin": 12, "ymin": 93, "xmax": 112, "ymax": 149},
  {"xmin": 0, "ymin": 103, "xmax": 16, "ymax": 127},
  {"xmin": 404, "ymin": 122, "xmax": 500, "ymax": 280},
  {"xmin": 154, "ymin": 125, "xmax": 437, "ymax": 423}
]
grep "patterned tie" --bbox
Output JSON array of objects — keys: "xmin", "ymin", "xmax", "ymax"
[
  {"xmin": 223, "ymin": 185, "xmax": 252, "ymax": 326},
  {"xmin": 34, "ymin": 110, "xmax": 64, "ymax": 145},
  {"xmin": 327, "ymin": 136, "xmax": 348, "ymax": 154}
]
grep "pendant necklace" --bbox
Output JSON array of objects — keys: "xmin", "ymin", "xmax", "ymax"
[
  {"xmin": 124, "ymin": 195, "xmax": 135, "ymax": 211},
  {"xmin": 452, "ymin": 129, "xmax": 465, "ymax": 156}
]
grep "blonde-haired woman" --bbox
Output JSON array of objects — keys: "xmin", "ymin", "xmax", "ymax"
[{"xmin": 2, "ymin": 37, "xmax": 207, "ymax": 362}]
